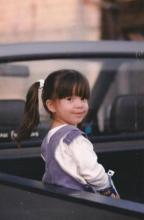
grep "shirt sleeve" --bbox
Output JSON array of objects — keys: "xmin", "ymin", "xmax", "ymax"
[{"xmin": 69, "ymin": 135, "xmax": 110, "ymax": 190}]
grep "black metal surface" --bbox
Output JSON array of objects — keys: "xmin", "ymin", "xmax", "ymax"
[
  {"xmin": 0, "ymin": 40, "xmax": 144, "ymax": 219},
  {"xmin": 0, "ymin": 173, "xmax": 144, "ymax": 220},
  {"xmin": 0, "ymin": 141, "xmax": 144, "ymax": 203},
  {"xmin": 0, "ymin": 41, "xmax": 143, "ymax": 63}
]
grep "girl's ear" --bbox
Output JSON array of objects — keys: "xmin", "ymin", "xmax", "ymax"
[{"xmin": 46, "ymin": 100, "xmax": 56, "ymax": 113}]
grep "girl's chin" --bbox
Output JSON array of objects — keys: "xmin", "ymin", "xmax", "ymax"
[{"xmin": 70, "ymin": 120, "xmax": 83, "ymax": 126}]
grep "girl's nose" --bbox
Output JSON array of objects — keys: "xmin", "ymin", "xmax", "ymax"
[{"xmin": 74, "ymin": 98, "xmax": 83, "ymax": 108}]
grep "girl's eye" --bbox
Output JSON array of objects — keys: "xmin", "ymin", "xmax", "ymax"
[
  {"xmin": 66, "ymin": 97, "xmax": 72, "ymax": 101},
  {"xmin": 81, "ymin": 97, "xmax": 87, "ymax": 101}
]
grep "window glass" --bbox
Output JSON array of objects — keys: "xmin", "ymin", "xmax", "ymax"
[{"xmin": 0, "ymin": 58, "xmax": 144, "ymax": 144}]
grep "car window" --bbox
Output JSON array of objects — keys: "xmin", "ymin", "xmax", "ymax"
[{"xmin": 0, "ymin": 57, "xmax": 144, "ymax": 145}]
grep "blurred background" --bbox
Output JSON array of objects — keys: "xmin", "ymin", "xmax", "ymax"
[{"xmin": 0, "ymin": 0, "xmax": 144, "ymax": 44}]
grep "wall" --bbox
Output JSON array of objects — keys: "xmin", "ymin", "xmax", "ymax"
[{"xmin": 0, "ymin": 0, "xmax": 101, "ymax": 43}]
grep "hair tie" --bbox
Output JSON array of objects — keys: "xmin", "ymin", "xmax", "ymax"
[{"xmin": 38, "ymin": 79, "xmax": 44, "ymax": 89}]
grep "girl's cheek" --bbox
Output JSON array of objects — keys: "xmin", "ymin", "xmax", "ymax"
[{"xmin": 86, "ymin": 102, "xmax": 89, "ymax": 111}]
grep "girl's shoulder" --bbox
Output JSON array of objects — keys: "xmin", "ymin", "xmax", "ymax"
[
  {"xmin": 62, "ymin": 125, "xmax": 88, "ymax": 145},
  {"xmin": 48, "ymin": 124, "xmax": 89, "ymax": 146}
]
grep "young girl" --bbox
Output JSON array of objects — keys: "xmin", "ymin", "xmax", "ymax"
[{"xmin": 17, "ymin": 69, "xmax": 119, "ymax": 198}]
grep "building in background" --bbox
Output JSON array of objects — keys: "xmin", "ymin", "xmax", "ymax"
[
  {"xmin": 101, "ymin": 0, "xmax": 144, "ymax": 40},
  {"xmin": 83, "ymin": 0, "xmax": 144, "ymax": 40},
  {"xmin": 0, "ymin": 0, "xmax": 143, "ymax": 44},
  {"xmin": 0, "ymin": 0, "xmax": 101, "ymax": 43}
]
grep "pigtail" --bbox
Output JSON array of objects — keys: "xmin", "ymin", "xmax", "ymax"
[{"xmin": 16, "ymin": 82, "xmax": 40, "ymax": 145}]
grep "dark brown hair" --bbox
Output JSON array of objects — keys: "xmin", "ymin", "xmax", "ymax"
[{"xmin": 16, "ymin": 69, "xmax": 90, "ymax": 143}]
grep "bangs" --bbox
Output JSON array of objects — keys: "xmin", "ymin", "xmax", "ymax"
[{"xmin": 53, "ymin": 70, "xmax": 90, "ymax": 99}]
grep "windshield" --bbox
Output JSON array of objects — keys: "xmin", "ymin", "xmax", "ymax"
[{"xmin": 1, "ymin": 57, "xmax": 144, "ymax": 146}]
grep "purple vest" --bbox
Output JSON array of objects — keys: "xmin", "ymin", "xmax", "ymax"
[{"xmin": 41, "ymin": 125, "xmax": 89, "ymax": 191}]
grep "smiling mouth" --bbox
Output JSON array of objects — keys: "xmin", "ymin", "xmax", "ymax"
[{"xmin": 74, "ymin": 112, "xmax": 85, "ymax": 116}]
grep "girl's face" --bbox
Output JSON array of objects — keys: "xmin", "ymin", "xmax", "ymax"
[{"xmin": 46, "ymin": 96, "xmax": 89, "ymax": 127}]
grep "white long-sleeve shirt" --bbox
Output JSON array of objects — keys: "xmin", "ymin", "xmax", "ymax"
[{"xmin": 41, "ymin": 124, "xmax": 110, "ymax": 190}]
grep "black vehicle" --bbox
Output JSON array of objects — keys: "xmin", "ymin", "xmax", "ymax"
[{"xmin": 0, "ymin": 41, "xmax": 144, "ymax": 219}]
